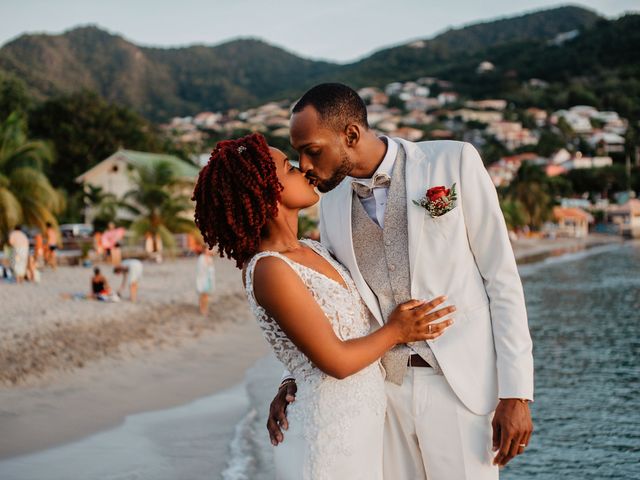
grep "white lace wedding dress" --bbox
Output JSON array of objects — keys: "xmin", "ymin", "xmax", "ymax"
[{"xmin": 244, "ymin": 239, "xmax": 386, "ymax": 480}]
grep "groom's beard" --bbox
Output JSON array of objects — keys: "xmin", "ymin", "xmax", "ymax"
[{"xmin": 316, "ymin": 148, "xmax": 353, "ymax": 193}]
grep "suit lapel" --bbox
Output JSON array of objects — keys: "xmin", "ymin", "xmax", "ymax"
[
  {"xmin": 324, "ymin": 179, "xmax": 384, "ymax": 326},
  {"xmin": 397, "ymin": 139, "xmax": 430, "ymax": 294}
]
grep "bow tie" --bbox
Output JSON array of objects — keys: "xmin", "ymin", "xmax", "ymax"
[{"xmin": 351, "ymin": 173, "xmax": 391, "ymax": 198}]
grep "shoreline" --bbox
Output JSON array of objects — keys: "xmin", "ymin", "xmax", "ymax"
[
  {"xmin": 0, "ymin": 312, "xmax": 269, "ymax": 460},
  {"xmin": 511, "ymin": 233, "xmax": 624, "ymax": 264}
]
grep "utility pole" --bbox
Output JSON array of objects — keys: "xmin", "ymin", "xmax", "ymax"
[{"xmin": 626, "ymin": 152, "xmax": 632, "ymax": 197}]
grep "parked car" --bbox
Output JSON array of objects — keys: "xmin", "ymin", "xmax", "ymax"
[{"xmin": 59, "ymin": 224, "xmax": 94, "ymax": 239}]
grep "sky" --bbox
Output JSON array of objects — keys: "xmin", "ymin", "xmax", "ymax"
[{"xmin": 0, "ymin": 0, "xmax": 638, "ymax": 62}]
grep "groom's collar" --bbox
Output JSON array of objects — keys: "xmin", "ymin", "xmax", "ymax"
[{"xmin": 349, "ymin": 136, "xmax": 398, "ymax": 185}]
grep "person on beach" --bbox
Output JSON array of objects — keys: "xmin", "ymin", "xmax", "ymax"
[
  {"xmin": 195, "ymin": 247, "xmax": 215, "ymax": 316},
  {"xmin": 144, "ymin": 232, "xmax": 164, "ymax": 263},
  {"xmin": 26, "ymin": 252, "xmax": 40, "ymax": 283},
  {"xmin": 8, "ymin": 225, "xmax": 29, "ymax": 283},
  {"xmin": 266, "ymin": 84, "xmax": 534, "ymax": 479},
  {"xmin": 102, "ymin": 222, "xmax": 125, "ymax": 265},
  {"xmin": 114, "ymin": 258, "xmax": 143, "ymax": 302},
  {"xmin": 34, "ymin": 231, "xmax": 44, "ymax": 265},
  {"xmin": 111, "ymin": 242, "xmax": 122, "ymax": 266},
  {"xmin": 91, "ymin": 267, "xmax": 113, "ymax": 300},
  {"xmin": 93, "ymin": 231, "xmax": 105, "ymax": 262},
  {"xmin": 45, "ymin": 222, "xmax": 59, "ymax": 270},
  {"xmin": 192, "ymin": 132, "xmax": 455, "ymax": 479}
]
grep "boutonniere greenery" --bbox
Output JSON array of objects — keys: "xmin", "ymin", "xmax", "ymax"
[{"xmin": 413, "ymin": 183, "xmax": 457, "ymax": 217}]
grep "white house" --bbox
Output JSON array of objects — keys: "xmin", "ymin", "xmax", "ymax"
[
  {"xmin": 451, "ymin": 109, "xmax": 503, "ymax": 124},
  {"xmin": 465, "ymin": 99, "xmax": 507, "ymax": 111},
  {"xmin": 588, "ymin": 132, "xmax": 626, "ymax": 154},
  {"xmin": 606, "ymin": 199, "xmax": 640, "ymax": 238},
  {"xmin": 76, "ymin": 149, "xmax": 200, "ymax": 223},
  {"xmin": 562, "ymin": 154, "xmax": 613, "ymax": 170},
  {"xmin": 437, "ymin": 92, "xmax": 459, "ymax": 105},
  {"xmin": 476, "ymin": 61, "xmax": 495, "ymax": 73},
  {"xmin": 553, "ymin": 207, "xmax": 593, "ymax": 238},
  {"xmin": 551, "ymin": 109, "xmax": 592, "ymax": 133}
]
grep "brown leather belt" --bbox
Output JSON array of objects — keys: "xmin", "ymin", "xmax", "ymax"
[{"xmin": 407, "ymin": 354, "xmax": 432, "ymax": 367}]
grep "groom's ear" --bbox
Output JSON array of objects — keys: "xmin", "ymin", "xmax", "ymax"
[{"xmin": 344, "ymin": 124, "xmax": 360, "ymax": 148}]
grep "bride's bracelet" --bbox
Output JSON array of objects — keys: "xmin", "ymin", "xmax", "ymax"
[{"xmin": 279, "ymin": 378, "xmax": 296, "ymax": 391}]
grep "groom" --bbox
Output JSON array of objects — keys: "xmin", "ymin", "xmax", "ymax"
[{"xmin": 268, "ymin": 83, "xmax": 534, "ymax": 479}]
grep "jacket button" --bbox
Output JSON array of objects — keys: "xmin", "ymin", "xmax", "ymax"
[
  {"xmin": 389, "ymin": 264, "xmax": 396, "ymax": 271},
  {"xmin": 385, "ymin": 240, "xmax": 392, "ymax": 246}
]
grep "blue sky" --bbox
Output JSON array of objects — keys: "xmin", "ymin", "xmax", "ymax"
[{"xmin": 0, "ymin": 0, "xmax": 638, "ymax": 62}]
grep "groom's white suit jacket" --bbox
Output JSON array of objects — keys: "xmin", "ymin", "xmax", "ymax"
[{"xmin": 319, "ymin": 139, "xmax": 534, "ymax": 415}]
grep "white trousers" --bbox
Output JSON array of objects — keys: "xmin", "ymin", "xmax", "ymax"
[{"xmin": 383, "ymin": 367, "xmax": 499, "ymax": 480}]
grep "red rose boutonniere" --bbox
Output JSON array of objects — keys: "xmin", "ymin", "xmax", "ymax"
[{"xmin": 413, "ymin": 183, "xmax": 457, "ymax": 217}]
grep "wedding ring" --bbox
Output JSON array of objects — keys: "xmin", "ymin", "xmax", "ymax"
[
  {"xmin": 519, "ymin": 444, "xmax": 527, "ymax": 448},
  {"xmin": 428, "ymin": 325, "xmax": 432, "ymax": 333}
]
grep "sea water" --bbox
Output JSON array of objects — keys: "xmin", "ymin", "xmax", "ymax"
[{"xmin": 227, "ymin": 242, "xmax": 640, "ymax": 480}]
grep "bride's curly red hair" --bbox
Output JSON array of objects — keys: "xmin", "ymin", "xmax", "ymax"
[{"xmin": 192, "ymin": 133, "xmax": 283, "ymax": 268}]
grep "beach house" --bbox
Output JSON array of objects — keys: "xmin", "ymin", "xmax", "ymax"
[
  {"xmin": 75, "ymin": 149, "xmax": 200, "ymax": 223},
  {"xmin": 552, "ymin": 207, "xmax": 593, "ymax": 238},
  {"xmin": 606, "ymin": 199, "xmax": 640, "ymax": 238}
]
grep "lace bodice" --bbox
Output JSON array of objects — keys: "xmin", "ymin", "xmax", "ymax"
[
  {"xmin": 244, "ymin": 239, "xmax": 386, "ymax": 479},
  {"xmin": 244, "ymin": 238, "xmax": 372, "ymax": 382}
]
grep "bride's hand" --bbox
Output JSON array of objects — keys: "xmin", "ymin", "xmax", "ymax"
[{"xmin": 387, "ymin": 296, "xmax": 455, "ymax": 343}]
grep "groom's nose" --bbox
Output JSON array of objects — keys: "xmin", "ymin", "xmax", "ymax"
[{"xmin": 298, "ymin": 155, "xmax": 312, "ymax": 174}]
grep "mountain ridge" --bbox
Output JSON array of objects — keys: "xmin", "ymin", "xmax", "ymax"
[{"xmin": 2, "ymin": 5, "xmax": 632, "ymax": 121}]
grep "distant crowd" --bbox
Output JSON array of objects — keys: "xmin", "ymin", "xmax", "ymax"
[{"xmin": 2, "ymin": 222, "xmax": 216, "ymax": 315}]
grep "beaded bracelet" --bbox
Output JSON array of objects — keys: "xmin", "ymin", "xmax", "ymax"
[{"xmin": 279, "ymin": 378, "xmax": 296, "ymax": 390}]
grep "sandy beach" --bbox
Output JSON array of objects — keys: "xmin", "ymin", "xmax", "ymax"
[
  {"xmin": 0, "ymin": 255, "xmax": 269, "ymax": 461},
  {"xmin": 0, "ymin": 233, "xmax": 625, "ymax": 478}
]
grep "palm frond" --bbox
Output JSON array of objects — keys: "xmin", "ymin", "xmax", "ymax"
[{"xmin": 0, "ymin": 185, "xmax": 23, "ymax": 239}]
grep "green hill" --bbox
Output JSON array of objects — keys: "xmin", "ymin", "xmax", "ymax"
[
  {"xmin": 2, "ymin": 5, "xmax": 637, "ymax": 121},
  {"xmin": 336, "ymin": 5, "xmax": 601, "ymax": 85},
  {"xmin": 0, "ymin": 28, "xmax": 337, "ymax": 120}
]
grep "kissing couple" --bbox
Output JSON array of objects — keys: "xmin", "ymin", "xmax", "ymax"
[{"xmin": 192, "ymin": 83, "xmax": 534, "ymax": 479}]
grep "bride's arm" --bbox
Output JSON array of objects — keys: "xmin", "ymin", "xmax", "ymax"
[{"xmin": 253, "ymin": 256, "xmax": 454, "ymax": 379}]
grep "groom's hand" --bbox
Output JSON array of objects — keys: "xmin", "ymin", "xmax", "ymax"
[
  {"xmin": 492, "ymin": 398, "xmax": 533, "ymax": 467},
  {"xmin": 267, "ymin": 381, "xmax": 297, "ymax": 446}
]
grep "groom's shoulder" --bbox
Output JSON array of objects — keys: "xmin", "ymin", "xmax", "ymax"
[
  {"xmin": 395, "ymin": 139, "xmax": 469, "ymax": 170},
  {"xmin": 408, "ymin": 139, "xmax": 467, "ymax": 159}
]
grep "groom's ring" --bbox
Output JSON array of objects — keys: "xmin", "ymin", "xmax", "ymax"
[
  {"xmin": 428, "ymin": 325, "xmax": 432, "ymax": 333},
  {"xmin": 519, "ymin": 444, "xmax": 527, "ymax": 448}
]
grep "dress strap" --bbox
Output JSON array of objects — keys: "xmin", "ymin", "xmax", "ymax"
[
  {"xmin": 300, "ymin": 238, "xmax": 325, "ymax": 256},
  {"xmin": 244, "ymin": 251, "xmax": 300, "ymax": 303}
]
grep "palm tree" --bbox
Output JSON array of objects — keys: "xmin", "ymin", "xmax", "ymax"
[
  {"xmin": 83, "ymin": 185, "xmax": 119, "ymax": 231},
  {"xmin": 508, "ymin": 162, "xmax": 554, "ymax": 230},
  {"xmin": 500, "ymin": 198, "xmax": 528, "ymax": 231},
  {"xmin": 0, "ymin": 112, "xmax": 63, "ymax": 241},
  {"xmin": 121, "ymin": 160, "xmax": 196, "ymax": 250}
]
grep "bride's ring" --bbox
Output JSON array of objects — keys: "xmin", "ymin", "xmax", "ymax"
[
  {"xmin": 519, "ymin": 444, "xmax": 527, "ymax": 448},
  {"xmin": 428, "ymin": 325, "xmax": 432, "ymax": 333}
]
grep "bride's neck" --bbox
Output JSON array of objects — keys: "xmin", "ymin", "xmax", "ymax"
[{"xmin": 259, "ymin": 207, "xmax": 301, "ymax": 253}]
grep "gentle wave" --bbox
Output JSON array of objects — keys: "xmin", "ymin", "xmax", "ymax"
[
  {"xmin": 221, "ymin": 354, "xmax": 281, "ymax": 480},
  {"xmin": 221, "ymin": 409, "xmax": 259, "ymax": 480}
]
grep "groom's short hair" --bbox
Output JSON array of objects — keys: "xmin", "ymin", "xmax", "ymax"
[{"xmin": 292, "ymin": 83, "xmax": 369, "ymax": 132}]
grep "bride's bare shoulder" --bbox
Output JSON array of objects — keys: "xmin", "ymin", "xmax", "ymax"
[{"xmin": 250, "ymin": 255, "xmax": 316, "ymax": 317}]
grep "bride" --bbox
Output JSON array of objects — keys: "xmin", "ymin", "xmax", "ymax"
[{"xmin": 192, "ymin": 133, "xmax": 455, "ymax": 479}]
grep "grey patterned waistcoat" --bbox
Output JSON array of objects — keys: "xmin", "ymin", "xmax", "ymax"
[{"xmin": 351, "ymin": 145, "xmax": 442, "ymax": 385}]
